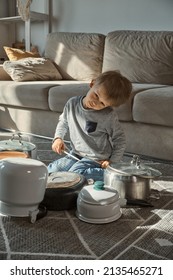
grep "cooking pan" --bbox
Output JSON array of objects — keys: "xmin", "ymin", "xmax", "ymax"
[
  {"xmin": 0, "ymin": 133, "xmax": 37, "ymax": 159},
  {"xmin": 64, "ymin": 151, "xmax": 161, "ymax": 202},
  {"xmin": 104, "ymin": 155, "xmax": 162, "ymax": 201}
]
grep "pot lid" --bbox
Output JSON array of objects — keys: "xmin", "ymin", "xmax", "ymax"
[
  {"xmin": 0, "ymin": 133, "xmax": 36, "ymax": 152},
  {"xmin": 79, "ymin": 181, "xmax": 120, "ymax": 205},
  {"xmin": 108, "ymin": 155, "xmax": 162, "ymax": 178}
]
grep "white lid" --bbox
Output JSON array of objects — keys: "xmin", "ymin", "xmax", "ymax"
[
  {"xmin": 79, "ymin": 181, "xmax": 119, "ymax": 205},
  {"xmin": 0, "ymin": 157, "xmax": 44, "ymax": 166}
]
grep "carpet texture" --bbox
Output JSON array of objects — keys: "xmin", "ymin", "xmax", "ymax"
[{"xmin": 0, "ymin": 131, "xmax": 173, "ymax": 260}]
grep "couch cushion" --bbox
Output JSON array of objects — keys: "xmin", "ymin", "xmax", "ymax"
[
  {"xmin": 3, "ymin": 57, "xmax": 62, "ymax": 82},
  {"xmin": 115, "ymin": 83, "xmax": 166, "ymax": 121},
  {"xmin": 0, "ymin": 81, "xmax": 63, "ymax": 110},
  {"xmin": 45, "ymin": 32, "xmax": 105, "ymax": 81},
  {"xmin": 48, "ymin": 82, "xmax": 136, "ymax": 117},
  {"xmin": 48, "ymin": 82, "xmax": 163, "ymax": 120},
  {"xmin": 102, "ymin": 30, "xmax": 173, "ymax": 85},
  {"xmin": 133, "ymin": 85, "xmax": 173, "ymax": 127},
  {"xmin": 48, "ymin": 83, "xmax": 90, "ymax": 112}
]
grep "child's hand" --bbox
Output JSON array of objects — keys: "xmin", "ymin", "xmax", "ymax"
[
  {"xmin": 52, "ymin": 138, "xmax": 65, "ymax": 154},
  {"xmin": 99, "ymin": 160, "xmax": 110, "ymax": 169}
]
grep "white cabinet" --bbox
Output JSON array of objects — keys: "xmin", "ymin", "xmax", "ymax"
[{"xmin": 0, "ymin": 0, "xmax": 51, "ymax": 51}]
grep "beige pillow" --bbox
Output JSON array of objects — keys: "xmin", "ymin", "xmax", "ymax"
[
  {"xmin": 45, "ymin": 32, "xmax": 105, "ymax": 80},
  {"xmin": 103, "ymin": 30, "xmax": 173, "ymax": 85},
  {"xmin": 3, "ymin": 57, "xmax": 62, "ymax": 82},
  {"xmin": 3, "ymin": 46, "xmax": 40, "ymax": 61}
]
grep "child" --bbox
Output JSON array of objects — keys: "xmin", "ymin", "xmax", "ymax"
[{"xmin": 48, "ymin": 70, "xmax": 132, "ymax": 181}]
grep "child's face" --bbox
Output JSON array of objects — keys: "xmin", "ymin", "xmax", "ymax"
[{"xmin": 83, "ymin": 82, "xmax": 111, "ymax": 110}]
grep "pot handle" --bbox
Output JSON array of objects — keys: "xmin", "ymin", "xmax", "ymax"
[
  {"xmin": 131, "ymin": 155, "xmax": 141, "ymax": 169},
  {"xmin": 106, "ymin": 165, "xmax": 129, "ymax": 175},
  {"xmin": 11, "ymin": 132, "xmax": 23, "ymax": 145},
  {"xmin": 150, "ymin": 189, "xmax": 161, "ymax": 200}
]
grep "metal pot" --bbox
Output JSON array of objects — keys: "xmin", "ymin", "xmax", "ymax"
[
  {"xmin": 104, "ymin": 155, "xmax": 162, "ymax": 201},
  {"xmin": 0, "ymin": 133, "xmax": 37, "ymax": 159}
]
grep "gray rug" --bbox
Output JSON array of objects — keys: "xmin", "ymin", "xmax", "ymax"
[{"xmin": 0, "ymin": 131, "xmax": 173, "ymax": 260}]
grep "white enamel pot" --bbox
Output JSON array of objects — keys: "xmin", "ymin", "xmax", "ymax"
[
  {"xmin": 76, "ymin": 181, "xmax": 122, "ymax": 224},
  {"xmin": 0, "ymin": 157, "xmax": 48, "ymax": 222}
]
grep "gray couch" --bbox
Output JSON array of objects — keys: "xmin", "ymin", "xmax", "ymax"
[{"xmin": 0, "ymin": 30, "xmax": 173, "ymax": 161}]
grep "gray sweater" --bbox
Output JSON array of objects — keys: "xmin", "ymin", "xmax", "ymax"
[{"xmin": 54, "ymin": 96, "xmax": 126, "ymax": 163}]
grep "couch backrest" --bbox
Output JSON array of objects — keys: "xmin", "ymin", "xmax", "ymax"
[
  {"xmin": 102, "ymin": 30, "xmax": 173, "ymax": 85},
  {"xmin": 45, "ymin": 32, "xmax": 105, "ymax": 81}
]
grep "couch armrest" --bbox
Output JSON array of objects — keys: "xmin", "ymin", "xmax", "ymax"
[{"xmin": 0, "ymin": 65, "xmax": 12, "ymax": 80}]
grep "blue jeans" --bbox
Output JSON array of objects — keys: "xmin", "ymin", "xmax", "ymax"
[{"xmin": 47, "ymin": 155, "xmax": 104, "ymax": 181}]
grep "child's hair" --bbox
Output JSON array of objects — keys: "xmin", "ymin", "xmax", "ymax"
[{"xmin": 94, "ymin": 70, "xmax": 132, "ymax": 107}]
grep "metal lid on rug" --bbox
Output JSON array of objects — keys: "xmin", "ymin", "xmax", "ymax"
[
  {"xmin": 0, "ymin": 133, "xmax": 37, "ymax": 159},
  {"xmin": 107, "ymin": 155, "xmax": 162, "ymax": 178}
]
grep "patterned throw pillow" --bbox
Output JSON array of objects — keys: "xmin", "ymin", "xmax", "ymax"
[{"xmin": 3, "ymin": 57, "xmax": 62, "ymax": 82}]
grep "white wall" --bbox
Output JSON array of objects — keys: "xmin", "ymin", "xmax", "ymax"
[
  {"xmin": 33, "ymin": 0, "xmax": 173, "ymax": 54},
  {"xmin": 52, "ymin": 0, "xmax": 173, "ymax": 33},
  {"xmin": 1, "ymin": 0, "xmax": 173, "ymax": 56}
]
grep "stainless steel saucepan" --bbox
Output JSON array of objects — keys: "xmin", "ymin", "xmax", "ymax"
[
  {"xmin": 0, "ymin": 133, "xmax": 37, "ymax": 159},
  {"xmin": 104, "ymin": 155, "xmax": 162, "ymax": 201}
]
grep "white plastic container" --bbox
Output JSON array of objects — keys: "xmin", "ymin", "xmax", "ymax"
[
  {"xmin": 76, "ymin": 181, "xmax": 122, "ymax": 224},
  {"xmin": 0, "ymin": 157, "xmax": 48, "ymax": 222}
]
